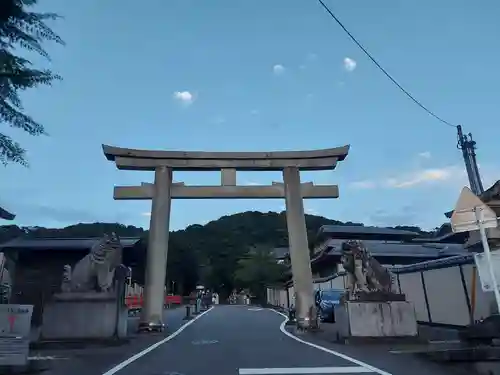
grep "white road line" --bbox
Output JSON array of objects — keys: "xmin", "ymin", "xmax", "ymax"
[
  {"xmin": 271, "ymin": 310, "xmax": 392, "ymax": 375},
  {"xmin": 101, "ymin": 307, "xmax": 214, "ymax": 375},
  {"xmin": 239, "ymin": 366, "xmax": 373, "ymax": 374}
]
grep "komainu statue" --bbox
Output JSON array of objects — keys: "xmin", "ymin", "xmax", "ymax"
[
  {"xmin": 341, "ymin": 240, "xmax": 394, "ymax": 299},
  {"xmin": 61, "ymin": 232, "xmax": 123, "ymax": 293}
]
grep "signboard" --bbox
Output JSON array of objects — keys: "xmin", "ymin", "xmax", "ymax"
[
  {"xmin": 0, "ymin": 304, "xmax": 33, "ymax": 366},
  {"xmin": 474, "ymin": 252, "xmax": 500, "ymax": 292},
  {"xmin": 451, "ymin": 187, "xmax": 497, "ymax": 233},
  {"xmin": 450, "ymin": 186, "xmax": 500, "ymax": 313}
]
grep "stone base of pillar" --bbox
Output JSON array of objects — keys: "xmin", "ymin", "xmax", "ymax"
[
  {"xmin": 295, "ymin": 313, "xmax": 319, "ymax": 332},
  {"xmin": 138, "ymin": 320, "xmax": 165, "ymax": 333}
]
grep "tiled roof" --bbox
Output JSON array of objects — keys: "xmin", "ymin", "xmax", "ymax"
[
  {"xmin": 0, "ymin": 237, "xmax": 141, "ymax": 251},
  {"xmin": 312, "ymin": 238, "xmax": 467, "ymax": 263},
  {"xmin": 317, "ymin": 225, "xmax": 420, "ymax": 239},
  {"xmin": 390, "ymin": 254, "xmax": 474, "ymax": 274}
]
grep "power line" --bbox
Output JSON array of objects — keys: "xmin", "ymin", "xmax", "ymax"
[{"xmin": 316, "ymin": 0, "xmax": 457, "ymax": 129}]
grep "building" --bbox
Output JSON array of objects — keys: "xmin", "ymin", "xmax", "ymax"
[
  {"xmin": 271, "ymin": 247, "xmax": 290, "ymax": 265},
  {"xmin": 297, "ymin": 225, "xmax": 468, "ymax": 282},
  {"xmin": 0, "ymin": 236, "xmax": 143, "ymax": 326}
]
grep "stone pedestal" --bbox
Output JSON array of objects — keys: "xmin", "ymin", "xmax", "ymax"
[
  {"xmin": 335, "ymin": 300, "xmax": 418, "ymax": 340},
  {"xmin": 41, "ymin": 291, "xmax": 128, "ymax": 340}
]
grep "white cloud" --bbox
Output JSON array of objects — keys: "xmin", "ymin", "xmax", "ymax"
[
  {"xmin": 368, "ymin": 206, "xmax": 418, "ymax": 228},
  {"xmin": 141, "ymin": 212, "xmax": 151, "ymax": 217},
  {"xmin": 350, "ymin": 180, "xmax": 377, "ymax": 190},
  {"xmin": 384, "ymin": 166, "xmax": 462, "ymax": 188},
  {"xmin": 343, "ymin": 57, "xmax": 357, "ymax": 72},
  {"xmin": 273, "ymin": 64, "xmax": 285, "ymax": 75},
  {"xmin": 350, "ymin": 165, "xmax": 466, "ymax": 190},
  {"xmin": 418, "ymin": 151, "xmax": 432, "ymax": 159},
  {"xmin": 173, "ymin": 91, "xmax": 194, "ymax": 105}
]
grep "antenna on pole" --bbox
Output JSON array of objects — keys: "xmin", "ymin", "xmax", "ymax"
[{"xmin": 457, "ymin": 125, "xmax": 484, "ymax": 196}]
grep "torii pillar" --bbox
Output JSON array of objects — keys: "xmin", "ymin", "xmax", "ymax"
[
  {"xmin": 283, "ymin": 167, "xmax": 316, "ymax": 329},
  {"xmin": 141, "ymin": 166, "xmax": 172, "ymax": 331}
]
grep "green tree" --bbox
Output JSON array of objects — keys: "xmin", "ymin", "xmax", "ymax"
[
  {"xmin": 234, "ymin": 245, "xmax": 288, "ymax": 303},
  {"xmin": 0, "ymin": 0, "xmax": 64, "ymax": 166}
]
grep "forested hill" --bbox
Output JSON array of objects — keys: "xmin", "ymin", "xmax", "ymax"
[
  {"xmin": 0, "ymin": 211, "xmax": 433, "ymax": 297},
  {"xmin": 0, "ymin": 210, "xmax": 431, "ymax": 245}
]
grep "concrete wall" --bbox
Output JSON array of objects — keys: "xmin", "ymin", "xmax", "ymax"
[
  {"xmin": 267, "ymin": 288, "xmax": 288, "ymax": 308},
  {"xmin": 267, "ymin": 254, "xmax": 496, "ymax": 327}
]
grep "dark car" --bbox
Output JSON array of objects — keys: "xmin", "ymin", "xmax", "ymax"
[{"xmin": 315, "ymin": 289, "xmax": 343, "ymax": 323}]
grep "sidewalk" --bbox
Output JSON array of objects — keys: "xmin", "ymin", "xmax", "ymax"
[
  {"xmin": 31, "ymin": 307, "xmax": 187, "ymax": 375},
  {"xmin": 291, "ymin": 323, "xmax": 463, "ymax": 375}
]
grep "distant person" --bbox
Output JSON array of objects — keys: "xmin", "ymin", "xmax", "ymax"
[
  {"xmin": 203, "ymin": 290, "xmax": 212, "ymax": 309},
  {"xmin": 212, "ymin": 292, "xmax": 219, "ymax": 305}
]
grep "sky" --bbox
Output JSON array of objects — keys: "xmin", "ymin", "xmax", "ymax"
[{"xmin": 1, "ymin": 0, "xmax": 500, "ymax": 231}]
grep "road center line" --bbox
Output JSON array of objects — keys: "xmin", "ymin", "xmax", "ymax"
[
  {"xmin": 239, "ymin": 366, "xmax": 373, "ymax": 374},
  {"xmin": 101, "ymin": 307, "xmax": 214, "ymax": 375},
  {"xmin": 271, "ymin": 309, "xmax": 392, "ymax": 375}
]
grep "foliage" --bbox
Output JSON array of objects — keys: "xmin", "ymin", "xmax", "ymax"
[
  {"xmin": 0, "ymin": 0, "xmax": 64, "ymax": 166},
  {"xmin": 0, "ymin": 211, "xmax": 437, "ymax": 297},
  {"xmin": 234, "ymin": 245, "xmax": 288, "ymax": 303}
]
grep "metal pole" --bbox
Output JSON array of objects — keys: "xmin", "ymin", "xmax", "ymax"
[
  {"xmin": 470, "ymin": 267, "xmax": 477, "ymax": 323},
  {"xmin": 476, "ymin": 207, "xmax": 500, "ymax": 314}
]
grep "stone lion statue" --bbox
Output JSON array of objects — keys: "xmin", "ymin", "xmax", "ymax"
[
  {"xmin": 341, "ymin": 240, "xmax": 393, "ymax": 297},
  {"xmin": 61, "ymin": 232, "xmax": 123, "ymax": 293}
]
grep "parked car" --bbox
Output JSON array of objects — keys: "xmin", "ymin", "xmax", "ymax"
[{"xmin": 315, "ymin": 289, "xmax": 343, "ymax": 323}]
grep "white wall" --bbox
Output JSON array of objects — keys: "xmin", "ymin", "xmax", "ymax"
[
  {"xmin": 267, "ymin": 255, "xmax": 496, "ymax": 326},
  {"xmin": 395, "ymin": 258, "xmax": 495, "ymax": 326}
]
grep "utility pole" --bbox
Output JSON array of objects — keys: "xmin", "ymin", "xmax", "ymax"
[
  {"xmin": 457, "ymin": 125, "xmax": 484, "ymax": 196},
  {"xmin": 456, "ymin": 125, "xmax": 490, "ymax": 317}
]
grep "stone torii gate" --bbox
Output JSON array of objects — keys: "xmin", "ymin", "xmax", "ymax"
[{"xmin": 102, "ymin": 144, "xmax": 349, "ymax": 331}]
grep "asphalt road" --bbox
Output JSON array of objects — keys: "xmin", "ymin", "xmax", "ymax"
[
  {"xmin": 97, "ymin": 305, "xmax": 456, "ymax": 375},
  {"xmin": 41, "ymin": 305, "xmax": 460, "ymax": 375}
]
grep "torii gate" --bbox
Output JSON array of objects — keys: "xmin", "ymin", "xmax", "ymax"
[{"xmin": 102, "ymin": 144, "xmax": 349, "ymax": 332}]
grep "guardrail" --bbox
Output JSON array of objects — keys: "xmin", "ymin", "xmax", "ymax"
[{"xmin": 125, "ymin": 294, "xmax": 183, "ymax": 311}]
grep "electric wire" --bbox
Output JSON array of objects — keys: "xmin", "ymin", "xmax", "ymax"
[{"xmin": 316, "ymin": 0, "xmax": 457, "ymax": 129}]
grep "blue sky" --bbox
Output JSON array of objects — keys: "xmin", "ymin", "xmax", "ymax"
[{"xmin": 2, "ymin": 0, "xmax": 500, "ymax": 231}]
